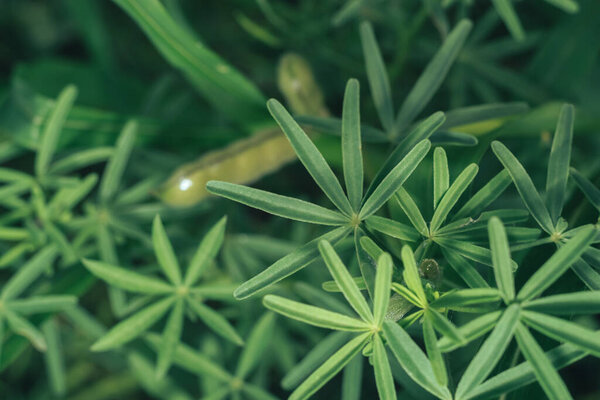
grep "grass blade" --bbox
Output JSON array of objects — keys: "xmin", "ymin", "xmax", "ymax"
[
  {"xmin": 433, "ymin": 147, "xmax": 449, "ymax": 209},
  {"xmin": 430, "ymin": 163, "xmax": 478, "ymax": 233},
  {"xmin": 152, "ymin": 215, "xmax": 182, "ymax": 285},
  {"xmin": 185, "ymin": 216, "xmax": 227, "ymax": 286},
  {"xmin": 372, "ymin": 333, "xmax": 397, "ymax": 400},
  {"xmin": 91, "ymin": 296, "xmax": 175, "ymax": 351},
  {"xmin": 514, "ymin": 323, "xmax": 573, "ymax": 400},
  {"xmin": 491, "ymin": 141, "xmax": 554, "ymax": 234},
  {"xmin": 373, "ymin": 254, "xmax": 393, "ymax": 327},
  {"xmin": 341, "ymin": 79, "xmax": 363, "ymax": 212},
  {"xmin": 290, "ymin": 333, "xmax": 371, "ymax": 400},
  {"xmin": 383, "ymin": 321, "xmax": 451, "ymax": 400},
  {"xmin": 488, "ymin": 217, "xmax": 515, "ymax": 303},
  {"xmin": 268, "ymin": 99, "xmax": 353, "ymax": 216},
  {"xmin": 83, "ymin": 259, "xmax": 174, "ymax": 294},
  {"xmin": 521, "ymin": 310, "xmax": 600, "ymax": 357},
  {"xmin": 206, "ymin": 181, "xmax": 349, "ymax": 226},
  {"xmin": 545, "ymin": 104, "xmax": 574, "ymax": 223},
  {"xmin": 234, "ymin": 226, "xmax": 351, "ymax": 299},
  {"xmin": 319, "ymin": 240, "xmax": 373, "ymax": 323},
  {"xmin": 360, "ymin": 140, "xmax": 431, "ymax": 219},
  {"xmin": 395, "ymin": 20, "xmax": 472, "ymax": 132},
  {"xmin": 99, "ymin": 120, "xmax": 138, "ymax": 203},
  {"xmin": 188, "ymin": 298, "xmax": 244, "ymax": 345},
  {"xmin": 517, "ymin": 225, "xmax": 597, "ymax": 301},
  {"xmin": 35, "ymin": 85, "xmax": 77, "ymax": 177},
  {"xmin": 156, "ymin": 298, "xmax": 184, "ymax": 378},
  {"xmin": 455, "ymin": 304, "xmax": 520, "ymax": 399},
  {"xmin": 359, "ymin": 22, "xmax": 394, "ymax": 134}
]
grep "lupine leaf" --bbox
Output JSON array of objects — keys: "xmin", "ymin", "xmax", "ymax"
[
  {"xmin": 319, "ymin": 240, "xmax": 374, "ymax": 323},
  {"xmin": 517, "ymin": 225, "xmax": 597, "ymax": 300},
  {"xmin": 373, "ymin": 253, "xmax": 392, "ymax": 327},
  {"xmin": 341, "ymin": 79, "xmax": 364, "ymax": 212},
  {"xmin": 514, "ymin": 323, "xmax": 573, "ymax": 400},
  {"xmin": 188, "ymin": 298, "xmax": 244, "ymax": 345},
  {"xmin": 1, "ymin": 246, "xmax": 58, "ymax": 300},
  {"xmin": 206, "ymin": 181, "xmax": 349, "ymax": 226},
  {"xmin": 400, "ymin": 245, "xmax": 427, "ymax": 305},
  {"xmin": 99, "ymin": 120, "xmax": 138, "ymax": 203},
  {"xmin": 570, "ymin": 167, "xmax": 600, "ymax": 212},
  {"xmin": 488, "ymin": 217, "xmax": 515, "ymax": 303},
  {"xmin": 433, "ymin": 147, "xmax": 449, "ymax": 209},
  {"xmin": 152, "ymin": 215, "xmax": 182, "ymax": 285},
  {"xmin": 492, "ymin": 0, "xmax": 525, "ymax": 41},
  {"xmin": 156, "ymin": 298, "xmax": 184, "ymax": 378},
  {"xmin": 82, "ymin": 259, "xmax": 174, "ymax": 294},
  {"xmin": 289, "ymin": 333, "xmax": 371, "ymax": 400},
  {"xmin": 394, "ymin": 188, "xmax": 429, "ymax": 237},
  {"xmin": 267, "ymin": 99, "xmax": 353, "ymax": 216},
  {"xmin": 438, "ymin": 311, "xmax": 503, "ymax": 353},
  {"xmin": 185, "ymin": 216, "xmax": 227, "ymax": 286},
  {"xmin": 236, "ymin": 312, "xmax": 275, "ymax": 379},
  {"xmin": 453, "ymin": 170, "xmax": 512, "ymax": 220},
  {"xmin": 545, "ymin": 104, "xmax": 574, "ymax": 223},
  {"xmin": 423, "ymin": 312, "xmax": 447, "ymax": 387},
  {"xmin": 4, "ymin": 309, "xmax": 47, "ymax": 351},
  {"xmin": 524, "ymin": 291, "xmax": 600, "ymax": 314},
  {"xmin": 372, "ymin": 333, "xmax": 397, "ymax": 400},
  {"xmin": 491, "ymin": 141, "xmax": 554, "ymax": 234},
  {"xmin": 7, "ymin": 296, "xmax": 77, "ymax": 314},
  {"xmin": 263, "ymin": 295, "xmax": 370, "ymax": 331},
  {"xmin": 365, "ymin": 215, "xmax": 420, "ymax": 242}
]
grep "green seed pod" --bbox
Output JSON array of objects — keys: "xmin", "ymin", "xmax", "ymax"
[
  {"xmin": 158, "ymin": 128, "xmax": 296, "ymax": 207},
  {"xmin": 419, "ymin": 258, "xmax": 441, "ymax": 282},
  {"xmin": 277, "ymin": 53, "xmax": 329, "ymax": 117}
]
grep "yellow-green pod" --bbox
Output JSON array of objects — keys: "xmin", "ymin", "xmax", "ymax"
[
  {"xmin": 277, "ymin": 53, "xmax": 329, "ymax": 117},
  {"xmin": 158, "ymin": 128, "xmax": 296, "ymax": 207}
]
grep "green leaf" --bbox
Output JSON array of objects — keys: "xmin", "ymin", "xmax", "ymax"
[
  {"xmin": 452, "ymin": 170, "xmax": 512, "ymax": 220},
  {"xmin": 82, "ymin": 259, "xmax": 174, "ymax": 294},
  {"xmin": 394, "ymin": 188, "xmax": 429, "ymax": 237},
  {"xmin": 156, "ymin": 298, "xmax": 184, "ymax": 378},
  {"xmin": 359, "ymin": 236, "xmax": 385, "ymax": 261},
  {"xmin": 423, "ymin": 312, "xmax": 447, "ymax": 387},
  {"xmin": 435, "ymin": 237, "xmax": 494, "ymax": 267},
  {"xmin": 365, "ymin": 112, "xmax": 444, "ymax": 199},
  {"xmin": 521, "ymin": 310, "xmax": 600, "ymax": 358},
  {"xmin": 570, "ymin": 168, "xmax": 600, "ymax": 212},
  {"xmin": 524, "ymin": 291, "xmax": 600, "ymax": 314},
  {"xmin": 488, "ymin": 217, "xmax": 515, "ymax": 303},
  {"xmin": 373, "ymin": 253, "xmax": 392, "ymax": 327},
  {"xmin": 428, "ymin": 308, "xmax": 465, "ymax": 345},
  {"xmin": 433, "ymin": 147, "xmax": 449, "ymax": 209},
  {"xmin": 267, "ymin": 99, "xmax": 353, "ymax": 216},
  {"xmin": 263, "ymin": 295, "xmax": 369, "ymax": 331},
  {"xmin": 7, "ymin": 296, "xmax": 77, "ymax": 315},
  {"xmin": 359, "ymin": 22, "xmax": 394, "ymax": 134},
  {"xmin": 441, "ymin": 102, "xmax": 529, "ymax": 129},
  {"xmin": 289, "ymin": 332, "xmax": 371, "ymax": 400},
  {"xmin": 544, "ymin": 0, "xmax": 579, "ymax": 13},
  {"xmin": 113, "ymin": 0, "xmax": 266, "ymax": 125},
  {"xmin": 545, "ymin": 104, "xmax": 574, "ymax": 223},
  {"xmin": 492, "ymin": 0, "xmax": 525, "ymax": 41},
  {"xmin": 372, "ymin": 333, "xmax": 397, "ymax": 400},
  {"xmin": 391, "ymin": 283, "xmax": 423, "ymax": 308},
  {"xmin": 49, "ymin": 147, "xmax": 113, "ymax": 175},
  {"xmin": 430, "ymin": 163, "xmax": 478, "ymax": 233},
  {"xmin": 429, "ymin": 288, "xmax": 501, "ymax": 310},
  {"xmin": 400, "ymin": 245, "xmax": 427, "ymax": 305},
  {"xmin": 491, "ymin": 141, "xmax": 554, "ymax": 234},
  {"xmin": 341, "ymin": 354, "xmax": 363, "ymax": 400},
  {"xmin": 187, "ymin": 298, "xmax": 244, "ymax": 345},
  {"xmin": 360, "ymin": 139, "xmax": 431, "ymax": 219},
  {"xmin": 42, "ymin": 319, "xmax": 66, "ymax": 396},
  {"xmin": 395, "ymin": 19, "xmax": 472, "ymax": 132},
  {"xmin": 145, "ymin": 333, "xmax": 232, "ymax": 382},
  {"xmin": 341, "ymin": 79, "xmax": 364, "ymax": 212},
  {"xmin": 383, "ymin": 321, "xmax": 451, "ymax": 400},
  {"xmin": 236, "ymin": 312, "xmax": 275, "ymax": 378},
  {"xmin": 99, "ymin": 120, "xmax": 138, "ymax": 203},
  {"xmin": 455, "ymin": 304, "xmax": 520, "ymax": 399},
  {"xmin": 233, "ymin": 226, "xmax": 351, "ymax": 299},
  {"xmin": 318, "ymin": 240, "xmax": 373, "ymax": 323},
  {"xmin": 282, "ymin": 331, "xmax": 352, "ymax": 390},
  {"xmin": 1, "ymin": 246, "xmax": 57, "ymax": 300},
  {"xmin": 152, "ymin": 215, "xmax": 182, "ymax": 285},
  {"xmin": 514, "ymin": 323, "xmax": 573, "ymax": 400},
  {"xmin": 517, "ymin": 225, "xmax": 597, "ymax": 301},
  {"xmin": 322, "ymin": 277, "xmax": 367, "ymax": 293},
  {"xmin": 365, "ymin": 215, "xmax": 420, "ymax": 242},
  {"xmin": 91, "ymin": 296, "xmax": 175, "ymax": 351},
  {"xmin": 4, "ymin": 309, "xmax": 47, "ymax": 351},
  {"xmin": 185, "ymin": 216, "xmax": 227, "ymax": 286},
  {"xmin": 35, "ymin": 85, "xmax": 78, "ymax": 177},
  {"xmin": 437, "ymin": 311, "xmax": 503, "ymax": 353},
  {"xmin": 206, "ymin": 181, "xmax": 348, "ymax": 226}
]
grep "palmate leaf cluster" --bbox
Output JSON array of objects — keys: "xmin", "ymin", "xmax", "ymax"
[{"xmin": 1, "ymin": 1, "xmax": 600, "ymax": 399}]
